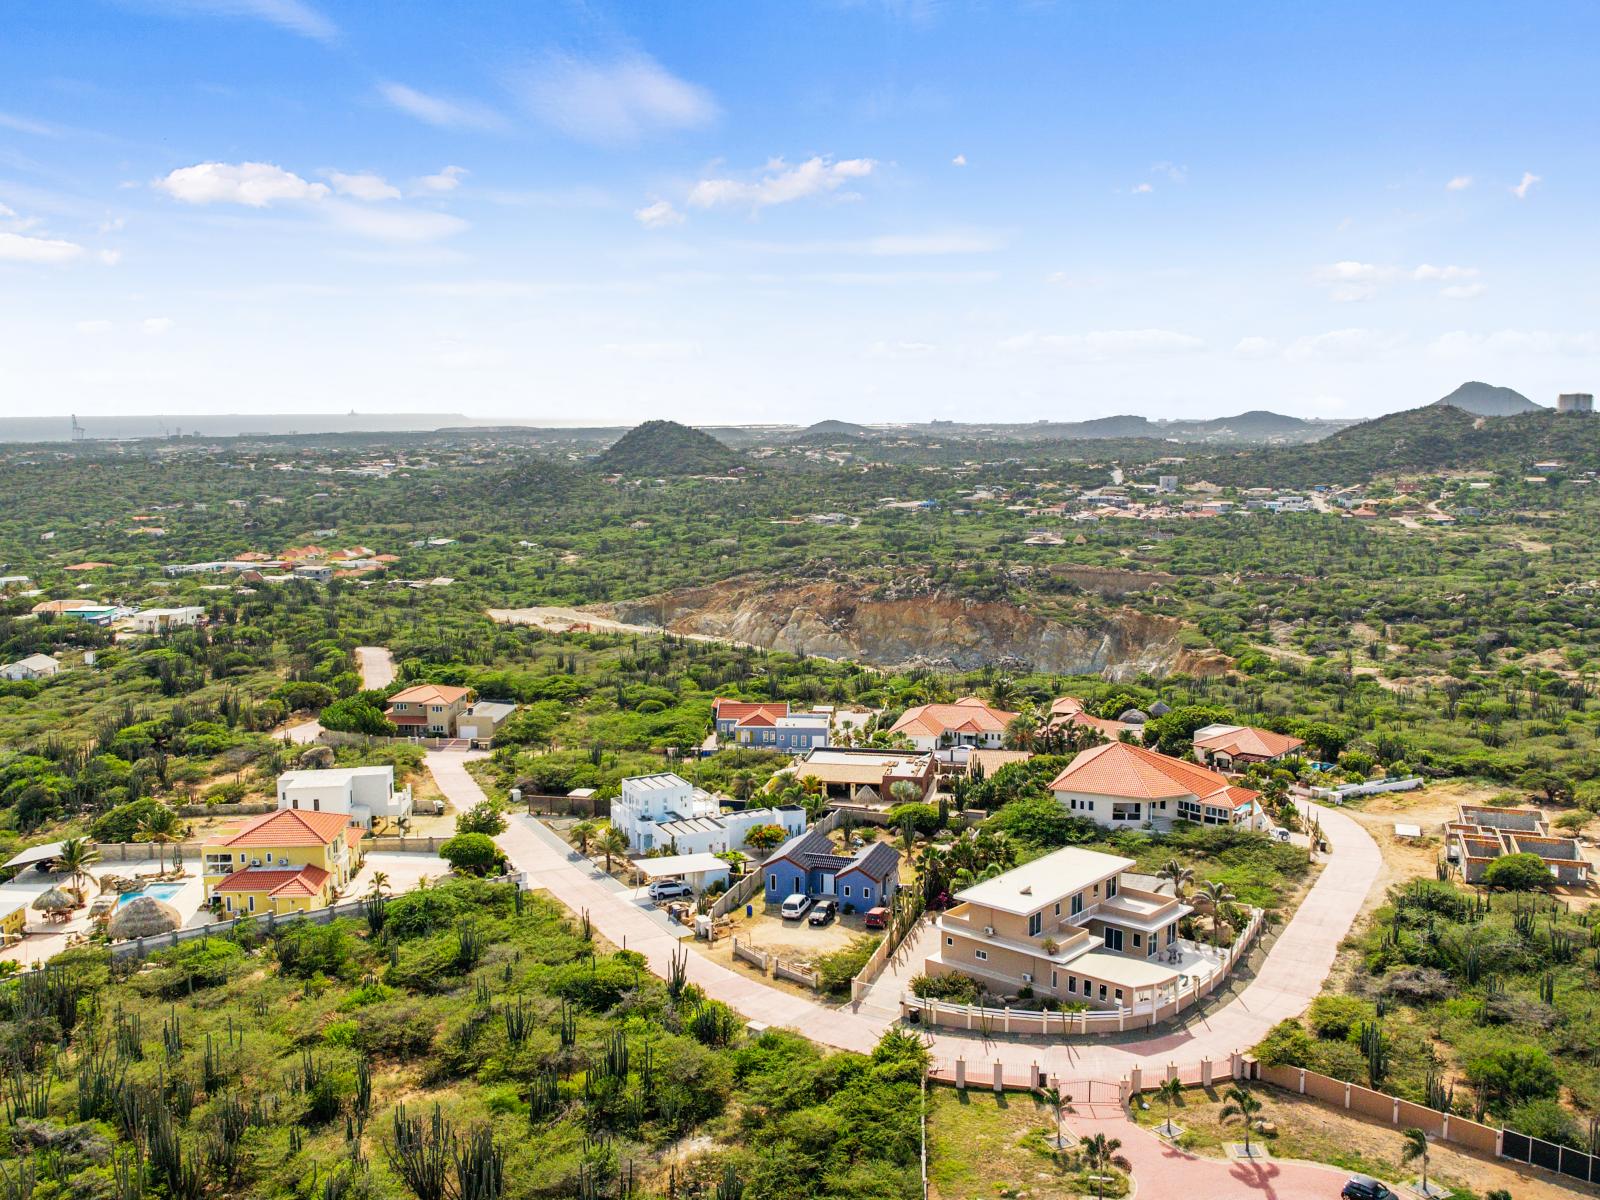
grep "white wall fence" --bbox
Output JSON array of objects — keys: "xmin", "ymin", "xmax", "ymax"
[
  {"xmin": 109, "ymin": 870, "xmax": 527, "ymax": 961},
  {"xmin": 903, "ymin": 910, "xmax": 1264, "ymax": 1038},
  {"xmin": 91, "ymin": 837, "xmax": 451, "ymax": 862},
  {"xmin": 1300, "ymin": 776, "xmax": 1424, "ymax": 802},
  {"xmin": 729, "ymin": 935, "xmax": 821, "ymax": 991}
]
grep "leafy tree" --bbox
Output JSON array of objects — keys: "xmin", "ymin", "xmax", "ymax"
[
  {"xmin": 1400, "ymin": 1127, "xmax": 1430, "ymax": 1195},
  {"xmin": 1219, "ymin": 1084, "xmax": 1266, "ymax": 1155},
  {"xmin": 137, "ymin": 805, "xmax": 186, "ymax": 873},
  {"xmin": 1078, "ymin": 1132, "xmax": 1130, "ymax": 1200},
  {"xmin": 742, "ymin": 823, "xmax": 788, "ymax": 855},
  {"xmin": 597, "ymin": 825, "xmax": 629, "ymax": 872},
  {"xmin": 1197, "ymin": 880, "xmax": 1238, "ymax": 946},
  {"xmin": 456, "ymin": 801, "xmax": 507, "ymax": 836},
  {"xmin": 1482, "ymin": 852, "xmax": 1552, "ymax": 891},
  {"xmin": 1158, "ymin": 858, "xmax": 1194, "ymax": 899},
  {"xmin": 1154, "ymin": 1075, "xmax": 1183, "ymax": 1137},
  {"xmin": 52, "ymin": 837, "xmax": 100, "ymax": 899},
  {"xmin": 570, "ymin": 820, "xmax": 598, "ymax": 855},
  {"xmin": 439, "ymin": 832, "xmax": 502, "ymax": 876}
]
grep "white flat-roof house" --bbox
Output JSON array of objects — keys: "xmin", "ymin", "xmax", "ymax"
[
  {"xmin": 610, "ymin": 773, "xmax": 806, "ymax": 856},
  {"xmin": 924, "ymin": 845, "xmax": 1211, "ymax": 1011},
  {"xmin": 127, "ymin": 606, "xmax": 206, "ymax": 634},
  {"xmin": 276, "ymin": 766, "xmax": 412, "ymax": 831}
]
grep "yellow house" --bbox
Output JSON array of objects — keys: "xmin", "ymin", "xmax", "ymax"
[
  {"xmin": 0, "ymin": 889, "xmax": 32, "ymax": 945},
  {"xmin": 203, "ymin": 808, "xmax": 364, "ymax": 917}
]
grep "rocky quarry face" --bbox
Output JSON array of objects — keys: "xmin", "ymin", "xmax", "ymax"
[{"xmin": 600, "ymin": 579, "xmax": 1227, "ymax": 680}]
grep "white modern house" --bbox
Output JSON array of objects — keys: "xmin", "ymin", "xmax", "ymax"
[
  {"xmin": 1, "ymin": 654, "xmax": 61, "ymax": 681},
  {"xmin": 610, "ymin": 772, "xmax": 806, "ymax": 856},
  {"xmin": 276, "ymin": 766, "xmax": 412, "ymax": 831}
]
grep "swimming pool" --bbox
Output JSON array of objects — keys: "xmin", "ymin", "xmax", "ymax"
[{"xmin": 115, "ymin": 883, "xmax": 185, "ymax": 908}]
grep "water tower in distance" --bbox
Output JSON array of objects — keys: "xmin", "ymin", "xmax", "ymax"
[{"xmin": 1557, "ymin": 393, "xmax": 1594, "ymax": 414}]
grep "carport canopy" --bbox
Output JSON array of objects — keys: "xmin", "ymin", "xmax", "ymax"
[
  {"xmin": 3, "ymin": 842, "xmax": 64, "ymax": 871},
  {"xmin": 636, "ymin": 853, "xmax": 730, "ymax": 882}
]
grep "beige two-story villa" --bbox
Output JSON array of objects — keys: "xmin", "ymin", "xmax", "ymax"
[{"xmin": 924, "ymin": 845, "xmax": 1224, "ymax": 1012}]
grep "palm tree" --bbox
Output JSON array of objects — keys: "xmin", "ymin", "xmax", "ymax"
[
  {"xmin": 53, "ymin": 837, "xmax": 101, "ymax": 900},
  {"xmin": 988, "ymin": 675, "xmax": 1019, "ymax": 712},
  {"xmin": 1219, "ymin": 1085, "xmax": 1266, "ymax": 1156},
  {"xmin": 1400, "ymin": 1127, "xmax": 1431, "ymax": 1195},
  {"xmin": 1032, "ymin": 1084, "xmax": 1074, "ymax": 1150},
  {"xmin": 1197, "ymin": 880, "xmax": 1237, "ymax": 946},
  {"xmin": 1158, "ymin": 858, "xmax": 1194, "ymax": 899},
  {"xmin": 570, "ymin": 820, "xmax": 598, "ymax": 856},
  {"xmin": 367, "ymin": 871, "xmax": 391, "ymax": 899},
  {"xmin": 137, "ymin": 806, "xmax": 185, "ymax": 874},
  {"xmin": 1078, "ymin": 1132, "xmax": 1130, "ymax": 1200},
  {"xmin": 1154, "ymin": 1075, "xmax": 1184, "ymax": 1137},
  {"xmin": 597, "ymin": 826, "xmax": 629, "ymax": 873}
]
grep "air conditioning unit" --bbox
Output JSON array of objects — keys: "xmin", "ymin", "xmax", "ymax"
[
  {"xmin": 983, "ymin": 925, "xmax": 995, "ymax": 937},
  {"xmin": 250, "ymin": 859, "xmax": 262, "ymax": 867},
  {"xmin": 1021, "ymin": 972, "xmax": 1034, "ymax": 984}
]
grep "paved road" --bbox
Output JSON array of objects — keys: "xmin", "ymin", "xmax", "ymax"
[{"xmin": 354, "ymin": 645, "xmax": 395, "ymax": 690}]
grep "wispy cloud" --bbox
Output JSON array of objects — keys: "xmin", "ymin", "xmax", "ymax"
[
  {"xmin": 1000, "ymin": 329, "xmax": 1205, "ymax": 360},
  {"xmin": 377, "ymin": 82, "xmax": 506, "ymax": 132},
  {"xmin": 124, "ymin": 0, "xmax": 336, "ymax": 41},
  {"xmin": 689, "ymin": 156, "xmax": 875, "ymax": 211},
  {"xmin": 515, "ymin": 53, "xmax": 716, "ymax": 145},
  {"xmin": 1314, "ymin": 260, "xmax": 1482, "ymax": 301},
  {"xmin": 413, "ymin": 166, "xmax": 468, "ymax": 194},
  {"xmin": 1283, "ymin": 327, "xmax": 1403, "ymax": 362},
  {"xmin": 1446, "ymin": 175, "xmax": 1473, "ymax": 191},
  {"xmin": 1511, "ymin": 171, "xmax": 1541, "ymax": 199},
  {"xmin": 1430, "ymin": 328, "xmax": 1598, "ymax": 358},
  {"xmin": 154, "ymin": 160, "xmax": 467, "ymax": 241},
  {"xmin": 0, "ymin": 231, "xmax": 85, "ymax": 264},
  {"xmin": 951, "ymin": 154, "xmax": 967, "ymax": 167},
  {"xmin": 634, "ymin": 200, "xmax": 685, "ymax": 229},
  {"xmin": 325, "ymin": 171, "xmax": 400, "ymax": 201},
  {"xmin": 0, "ymin": 111, "xmax": 61, "ymax": 137}
]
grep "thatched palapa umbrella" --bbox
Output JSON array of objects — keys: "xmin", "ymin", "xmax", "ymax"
[
  {"xmin": 32, "ymin": 886, "xmax": 77, "ymax": 920},
  {"xmin": 106, "ymin": 895, "xmax": 181, "ymax": 942}
]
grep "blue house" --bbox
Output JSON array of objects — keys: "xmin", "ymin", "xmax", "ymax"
[
  {"xmin": 761, "ymin": 830, "xmax": 900, "ymax": 913},
  {"xmin": 711, "ymin": 698, "xmax": 829, "ymax": 753}
]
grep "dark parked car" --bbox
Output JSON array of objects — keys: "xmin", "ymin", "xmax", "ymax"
[
  {"xmin": 1341, "ymin": 1176, "xmax": 1397, "ymax": 1200},
  {"xmin": 808, "ymin": 898, "xmax": 838, "ymax": 926}
]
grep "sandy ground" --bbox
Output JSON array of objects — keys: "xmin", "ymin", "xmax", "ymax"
[{"xmin": 347, "ymin": 850, "xmax": 449, "ymax": 897}]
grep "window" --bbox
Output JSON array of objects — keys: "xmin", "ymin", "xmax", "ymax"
[
  {"xmin": 224, "ymin": 897, "xmax": 232, "ymax": 911},
  {"xmin": 1103, "ymin": 927, "xmax": 1124, "ymax": 952},
  {"xmin": 247, "ymin": 896, "xmax": 255, "ymax": 912},
  {"xmin": 1132, "ymin": 932, "xmax": 1142, "ymax": 949},
  {"xmin": 975, "ymin": 949, "xmax": 988, "ymax": 961},
  {"xmin": 1114, "ymin": 988, "xmax": 1123, "ymax": 1004},
  {"xmin": 768, "ymin": 874, "xmax": 777, "ymax": 891},
  {"xmin": 1054, "ymin": 902, "xmax": 1061, "ymax": 916},
  {"xmin": 842, "ymin": 885, "xmax": 851, "ymax": 898},
  {"xmin": 1106, "ymin": 876, "xmax": 1118, "ymax": 898},
  {"xmin": 1098, "ymin": 984, "xmax": 1107, "ymax": 1002},
  {"xmin": 1166, "ymin": 924, "xmax": 1176, "ymax": 946},
  {"xmin": 1111, "ymin": 802, "xmax": 1142, "ymax": 822},
  {"xmin": 1071, "ymin": 892, "xmax": 1084, "ymax": 916},
  {"xmin": 945, "ymin": 936, "xmax": 954, "ymax": 946},
  {"xmin": 1068, "ymin": 976, "xmax": 1078, "ymax": 994},
  {"xmin": 1028, "ymin": 912, "xmax": 1043, "ymax": 936},
  {"xmin": 264, "ymin": 853, "xmax": 274, "ymax": 864},
  {"xmin": 1051, "ymin": 971, "xmax": 1058, "ymax": 989},
  {"xmin": 862, "ymin": 887, "xmax": 872, "ymax": 901},
  {"xmin": 312, "ymin": 798, "xmax": 320, "ymax": 811}
]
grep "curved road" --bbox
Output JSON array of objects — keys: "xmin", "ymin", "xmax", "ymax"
[{"xmin": 283, "ymin": 646, "xmax": 396, "ymax": 743}]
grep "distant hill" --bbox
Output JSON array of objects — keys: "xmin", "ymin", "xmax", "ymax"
[
  {"xmin": 801, "ymin": 420, "xmax": 873, "ymax": 438},
  {"xmin": 1204, "ymin": 405, "xmax": 1600, "ymax": 487},
  {"xmin": 940, "ymin": 411, "xmax": 1351, "ymax": 445},
  {"xmin": 1434, "ymin": 381, "xmax": 1543, "ymax": 417},
  {"xmin": 594, "ymin": 420, "xmax": 741, "ymax": 476}
]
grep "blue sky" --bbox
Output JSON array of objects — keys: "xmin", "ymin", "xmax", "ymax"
[{"xmin": 2, "ymin": 0, "xmax": 1597, "ymax": 423}]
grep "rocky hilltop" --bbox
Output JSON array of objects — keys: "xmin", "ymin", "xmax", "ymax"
[{"xmin": 599, "ymin": 579, "xmax": 1226, "ymax": 679}]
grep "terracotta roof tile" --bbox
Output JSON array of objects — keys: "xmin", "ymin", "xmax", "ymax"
[
  {"xmin": 1048, "ymin": 741, "xmax": 1257, "ymax": 808},
  {"xmin": 1193, "ymin": 725, "xmax": 1304, "ymax": 759},
  {"xmin": 214, "ymin": 808, "xmax": 349, "ymax": 848},
  {"xmin": 891, "ymin": 697, "xmax": 1018, "ymax": 739},
  {"xmin": 213, "ymin": 864, "xmax": 330, "ymax": 897},
  {"xmin": 386, "ymin": 683, "xmax": 471, "ymax": 706}
]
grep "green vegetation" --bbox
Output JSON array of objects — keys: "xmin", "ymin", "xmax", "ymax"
[{"xmin": 0, "ymin": 879, "xmax": 927, "ymax": 1199}]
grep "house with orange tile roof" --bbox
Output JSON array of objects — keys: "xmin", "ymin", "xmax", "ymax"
[
  {"xmin": 202, "ymin": 808, "xmax": 364, "ymax": 916},
  {"xmin": 1048, "ymin": 741, "xmax": 1262, "ymax": 831},
  {"xmin": 384, "ymin": 682, "xmax": 474, "ymax": 736},
  {"xmin": 890, "ymin": 696, "xmax": 1019, "ymax": 752},
  {"xmin": 1191, "ymin": 723, "xmax": 1304, "ymax": 770}
]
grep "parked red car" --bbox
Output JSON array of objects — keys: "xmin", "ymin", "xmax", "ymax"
[{"xmin": 863, "ymin": 906, "xmax": 889, "ymax": 930}]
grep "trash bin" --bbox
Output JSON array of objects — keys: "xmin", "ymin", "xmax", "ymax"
[
  {"xmin": 746, "ymin": 904, "xmax": 753, "ymax": 918},
  {"xmin": 908, "ymin": 1008, "xmax": 921, "ymax": 1025}
]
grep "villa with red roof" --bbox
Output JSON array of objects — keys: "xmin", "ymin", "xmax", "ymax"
[
  {"xmin": 385, "ymin": 683, "xmax": 474, "ymax": 736},
  {"xmin": 201, "ymin": 808, "xmax": 364, "ymax": 916},
  {"xmin": 890, "ymin": 696, "xmax": 1019, "ymax": 752},
  {"xmin": 1191, "ymin": 723, "xmax": 1305, "ymax": 770},
  {"xmin": 711, "ymin": 698, "xmax": 829, "ymax": 752},
  {"xmin": 1049, "ymin": 741, "xmax": 1262, "ymax": 831}
]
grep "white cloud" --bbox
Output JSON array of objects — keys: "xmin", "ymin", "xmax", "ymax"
[
  {"xmin": 634, "ymin": 200, "xmax": 685, "ymax": 229},
  {"xmin": 98, "ymin": 217, "xmax": 126, "ymax": 234},
  {"xmin": 1412, "ymin": 264, "xmax": 1478, "ymax": 282},
  {"xmin": 1512, "ymin": 171, "xmax": 1541, "ymax": 199},
  {"xmin": 0, "ymin": 231, "xmax": 85, "ymax": 264},
  {"xmin": 377, "ymin": 83, "xmax": 505, "ymax": 132},
  {"xmin": 322, "ymin": 202, "xmax": 467, "ymax": 242},
  {"xmin": 414, "ymin": 166, "xmax": 468, "ymax": 194},
  {"xmin": 133, "ymin": 0, "xmax": 336, "ymax": 41},
  {"xmin": 1151, "ymin": 161, "xmax": 1187, "ymax": 183},
  {"xmin": 689, "ymin": 156, "xmax": 875, "ymax": 210},
  {"xmin": 1315, "ymin": 261, "xmax": 1483, "ymax": 301},
  {"xmin": 76, "ymin": 319, "xmax": 113, "ymax": 334},
  {"xmin": 1441, "ymin": 282, "xmax": 1487, "ymax": 300},
  {"xmin": 1283, "ymin": 328, "xmax": 1402, "ymax": 362},
  {"xmin": 951, "ymin": 154, "xmax": 967, "ymax": 167},
  {"xmin": 1131, "ymin": 182, "xmax": 1153, "ymax": 194},
  {"xmin": 517, "ymin": 53, "xmax": 716, "ymax": 145},
  {"xmin": 1234, "ymin": 336, "xmax": 1278, "ymax": 358},
  {"xmin": 98, "ymin": 249, "xmax": 123, "ymax": 266},
  {"xmin": 1000, "ymin": 329, "xmax": 1205, "ymax": 360},
  {"xmin": 0, "ymin": 111, "xmax": 60, "ymax": 136},
  {"xmin": 155, "ymin": 161, "xmax": 329, "ymax": 207},
  {"xmin": 1446, "ymin": 175, "xmax": 1473, "ymax": 191},
  {"xmin": 140, "ymin": 317, "xmax": 175, "ymax": 336},
  {"xmin": 1430, "ymin": 329, "xmax": 1599, "ymax": 358},
  {"xmin": 326, "ymin": 171, "xmax": 400, "ymax": 201}
]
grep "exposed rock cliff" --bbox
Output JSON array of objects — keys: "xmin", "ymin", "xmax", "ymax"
[{"xmin": 599, "ymin": 579, "xmax": 1226, "ymax": 680}]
